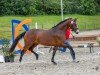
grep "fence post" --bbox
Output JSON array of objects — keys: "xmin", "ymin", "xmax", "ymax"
[
  {"xmin": 42, "ymin": 24, "xmax": 44, "ymax": 29},
  {"xmin": 35, "ymin": 22, "xmax": 38, "ymax": 29},
  {"xmin": 93, "ymin": 23, "xmax": 96, "ymax": 29},
  {"xmin": 35, "ymin": 22, "xmax": 39, "ymax": 51},
  {"xmin": 84, "ymin": 22, "xmax": 87, "ymax": 30}
]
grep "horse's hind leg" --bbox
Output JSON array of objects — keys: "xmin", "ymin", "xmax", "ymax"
[
  {"xmin": 51, "ymin": 47, "xmax": 58, "ymax": 65},
  {"xmin": 19, "ymin": 51, "xmax": 24, "ymax": 62},
  {"xmin": 19, "ymin": 46, "xmax": 29, "ymax": 62},
  {"xmin": 29, "ymin": 45, "xmax": 39, "ymax": 60}
]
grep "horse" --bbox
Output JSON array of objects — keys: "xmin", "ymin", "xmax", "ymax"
[{"xmin": 9, "ymin": 18, "xmax": 79, "ymax": 65}]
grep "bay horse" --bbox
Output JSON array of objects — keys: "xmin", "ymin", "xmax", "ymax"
[{"xmin": 9, "ymin": 18, "xmax": 79, "ymax": 64}]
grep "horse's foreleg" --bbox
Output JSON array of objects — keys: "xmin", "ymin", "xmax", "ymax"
[
  {"xmin": 29, "ymin": 45, "xmax": 39, "ymax": 60},
  {"xmin": 51, "ymin": 47, "xmax": 58, "ymax": 65}
]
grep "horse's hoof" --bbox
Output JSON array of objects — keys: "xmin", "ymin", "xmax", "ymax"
[
  {"xmin": 19, "ymin": 59, "xmax": 22, "ymax": 62},
  {"xmin": 52, "ymin": 61, "xmax": 57, "ymax": 65},
  {"xmin": 36, "ymin": 54, "xmax": 39, "ymax": 60},
  {"xmin": 53, "ymin": 62, "xmax": 57, "ymax": 65},
  {"xmin": 73, "ymin": 60, "xmax": 79, "ymax": 63}
]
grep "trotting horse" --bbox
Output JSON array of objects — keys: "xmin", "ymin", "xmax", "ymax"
[{"xmin": 9, "ymin": 18, "xmax": 79, "ymax": 64}]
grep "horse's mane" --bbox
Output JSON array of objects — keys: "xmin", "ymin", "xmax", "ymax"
[{"xmin": 52, "ymin": 18, "xmax": 72, "ymax": 28}]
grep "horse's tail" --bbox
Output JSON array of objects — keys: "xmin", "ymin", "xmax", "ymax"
[{"xmin": 9, "ymin": 31, "xmax": 26, "ymax": 53}]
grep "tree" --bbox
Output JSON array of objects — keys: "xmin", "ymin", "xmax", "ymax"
[{"xmin": 79, "ymin": 0, "xmax": 96, "ymax": 15}]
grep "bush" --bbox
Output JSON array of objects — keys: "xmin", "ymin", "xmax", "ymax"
[
  {"xmin": 1, "ymin": 39, "xmax": 14, "ymax": 62},
  {"xmin": 78, "ymin": 0, "xmax": 96, "ymax": 15}
]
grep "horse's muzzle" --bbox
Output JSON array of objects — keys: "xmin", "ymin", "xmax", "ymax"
[
  {"xmin": 75, "ymin": 28, "xmax": 79, "ymax": 34},
  {"xmin": 75, "ymin": 29, "xmax": 79, "ymax": 34}
]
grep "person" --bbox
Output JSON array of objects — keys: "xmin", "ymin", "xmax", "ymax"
[{"xmin": 58, "ymin": 27, "xmax": 76, "ymax": 61}]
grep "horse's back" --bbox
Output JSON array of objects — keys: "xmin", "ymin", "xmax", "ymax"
[{"xmin": 24, "ymin": 29, "xmax": 51, "ymax": 41}]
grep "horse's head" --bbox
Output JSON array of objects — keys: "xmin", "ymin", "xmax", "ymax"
[
  {"xmin": 69, "ymin": 18, "xmax": 79, "ymax": 34},
  {"xmin": 52, "ymin": 18, "xmax": 79, "ymax": 34}
]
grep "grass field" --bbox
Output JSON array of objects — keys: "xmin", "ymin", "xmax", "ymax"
[{"xmin": 0, "ymin": 14, "xmax": 100, "ymax": 39}]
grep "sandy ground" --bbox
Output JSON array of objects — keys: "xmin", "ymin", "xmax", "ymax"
[
  {"xmin": 0, "ymin": 30, "xmax": 100, "ymax": 75},
  {"xmin": 0, "ymin": 47, "xmax": 100, "ymax": 75}
]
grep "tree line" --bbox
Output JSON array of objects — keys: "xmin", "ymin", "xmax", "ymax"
[{"xmin": 0, "ymin": 0, "xmax": 100, "ymax": 16}]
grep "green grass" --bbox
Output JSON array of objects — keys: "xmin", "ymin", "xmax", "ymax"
[{"xmin": 0, "ymin": 14, "xmax": 100, "ymax": 39}]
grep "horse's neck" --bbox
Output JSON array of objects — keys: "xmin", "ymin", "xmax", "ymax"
[
  {"xmin": 50, "ymin": 26, "xmax": 68, "ymax": 34},
  {"xmin": 57, "ymin": 22, "xmax": 69, "ymax": 32},
  {"xmin": 51, "ymin": 20, "xmax": 70, "ymax": 33}
]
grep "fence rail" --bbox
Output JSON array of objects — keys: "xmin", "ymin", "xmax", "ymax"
[{"xmin": 0, "ymin": 22, "xmax": 100, "ymax": 39}]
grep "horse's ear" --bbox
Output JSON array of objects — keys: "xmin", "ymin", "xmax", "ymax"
[{"xmin": 74, "ymin": 18, "xmax": 77, "ymax": 22}]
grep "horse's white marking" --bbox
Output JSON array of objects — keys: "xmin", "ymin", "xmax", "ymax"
[
  {"xmin": 71, "ymin": 21, "xmax": 74, "ymax": 24},
  {"xmin": 76, "ymin": 29, "xmax": 79, "ymax": 33}
]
